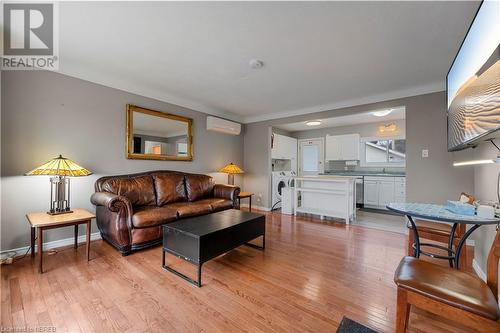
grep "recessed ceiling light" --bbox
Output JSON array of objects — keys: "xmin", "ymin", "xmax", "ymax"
[
  {"xmin": 249, "ymin": 59, "xmax": 264, "ymax": 69},
  {"xmin": 372, "ymin": 109, "xmax": 393, "ymax": 117},
  {"xmin": 306, "ymin": 120, "xmax": 322, "ymax": 126}
]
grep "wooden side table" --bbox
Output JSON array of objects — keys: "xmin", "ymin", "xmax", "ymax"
[
  {"xmin": 238, "ymin": 192, "xmax": 254, "ymax": 212},
  {"xmin": 26, "ymin": 208, "xmax": 96, "ymax": 273}
]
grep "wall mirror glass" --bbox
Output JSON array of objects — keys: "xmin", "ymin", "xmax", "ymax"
[{"xmin": 126, "ymin": 105, "xmax": 193, "ymax": 161}]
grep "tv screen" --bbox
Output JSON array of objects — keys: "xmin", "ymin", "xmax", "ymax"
[{"xmin": 447, "ymin": 0, "xmax": 500, "ymax": 151}]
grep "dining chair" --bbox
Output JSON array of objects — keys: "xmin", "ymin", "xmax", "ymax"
[
  {"xmin": 407, "ymin": 219, "xmax": 467, "ymax": 267},
  {"xmin": 394, "ymin": 225, "xmax": 500, "ymax": 332},
  {"xmin": 407, "ymin": 193, "xmax": 474, "ymax": 268}
]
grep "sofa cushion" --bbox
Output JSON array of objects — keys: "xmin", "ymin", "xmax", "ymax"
[
  {"xmin": 168, "ymin": 202, "xmax": 213, "ymax": 218},
  {"xmin": 101, "ymin": 175, "xmax": 156, "ymax": 206},
  {"xmin": 132, "ymin": 206, "xmax": 178, "ymax": 228},
  {"xmin": 152, "ymin": 172, "xmax": 187, "ymax": 205},
  {"xmin": 197, "ymin": 198, "xmax": 233, "ymax": 212},
  {"xmin": 185, "ymin": 174, "xmax": 215, "ymax": 202}
]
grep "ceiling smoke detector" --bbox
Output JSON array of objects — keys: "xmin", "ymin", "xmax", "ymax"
[
  {"xmin": 372, "ymin": 109, "xmax": 393, "ymax": 117},
  {"xmin": 306, "ymin": 120, "xmax": 322, "ymax": 126},
  {"xmin": 249, "ymin": 59, "xmax": 264, "ymax": 69}
]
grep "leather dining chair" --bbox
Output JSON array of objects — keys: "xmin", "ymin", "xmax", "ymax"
[{"xmin": 394, "ymin": 225, "xmax": 500, "ymax": 333}]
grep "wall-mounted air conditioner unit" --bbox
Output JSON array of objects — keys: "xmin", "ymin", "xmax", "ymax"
[{"xmin": 206, "ymin": 116, "xmax": 241, "ymax": 135}]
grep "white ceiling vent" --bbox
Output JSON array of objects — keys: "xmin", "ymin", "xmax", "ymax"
[{"xmin": 206, "ymin": 116, "xmax": 241, "ymax": 136}]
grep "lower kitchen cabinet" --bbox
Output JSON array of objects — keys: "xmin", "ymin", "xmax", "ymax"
[
  {"xmin": 364, "ymin": 176, "xmax": 405, "ymax": 209},
  {"xmin": 363, "ymin": 180, "xmax": 379, "ymax": 206}
]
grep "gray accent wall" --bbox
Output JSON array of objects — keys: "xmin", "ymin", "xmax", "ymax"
[
  {"xmin": 468, "ymin": 141, "xmax": 500, "ymax": 281},
  {"xmin": 1, "ymin": 71, "xmax": 243, "ymax": 251},
  {"xmin": 244, "ymin": 91, "xmax": 474, "ymax": 208}
]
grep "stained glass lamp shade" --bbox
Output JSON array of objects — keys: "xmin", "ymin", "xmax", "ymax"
[
  {"xmin": 25, "ymin": 155, "xmax": 92, "ymax": 215},
  {"xmin": 218, "ymin": 163, "xmax": 244, "ymax": 185}
]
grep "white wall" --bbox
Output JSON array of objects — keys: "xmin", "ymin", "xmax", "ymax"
[
  {"xmin": 467, "ymin": 141, "xmax": 500, "ymax": 280},
  {"xmin": 1, "ymin": 71, "xmax": 244, "ymax": 251}
]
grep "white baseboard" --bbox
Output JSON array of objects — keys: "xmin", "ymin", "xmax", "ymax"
[
  {"xmin": 472, "ymin": 259, "xmax": 487, "ymax": 282},
  {"xmin": 0, "ymin": 232, "xmax": 102, "ymax": 259},
  {"xmin": 239, "ymin": 203, "xmax": 271, "ymax": 212}
]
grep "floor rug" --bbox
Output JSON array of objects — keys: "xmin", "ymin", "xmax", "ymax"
[{"xmin": 336, "ymin": 317, "xmax": 379, "ymax": 333}]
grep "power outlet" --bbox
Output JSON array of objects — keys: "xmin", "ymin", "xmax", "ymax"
[
  {"xmin": 422, "ymin": 149, "xmax": 429, "ymax": 158},
  {"xmin": 257, "ymin": 193, "xmax": 262, "ymax": 203}
]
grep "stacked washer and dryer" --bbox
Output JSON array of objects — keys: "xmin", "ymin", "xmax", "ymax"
[
  {"xmin": 271, "ymin": 132, "xmax": 298, "ymax": 214},
  {"xmin": 271, "ymin": 171, "xmax": 296, "ymax": 211}
]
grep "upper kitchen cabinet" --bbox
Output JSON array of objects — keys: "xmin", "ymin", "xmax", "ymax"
[
  {"xmin": 325, "ymin": 134, "xmax": 360, "ymax": 161},
  {"xmin": 272, "ymin": 133, "xmax": 298, "ymax": 160}
]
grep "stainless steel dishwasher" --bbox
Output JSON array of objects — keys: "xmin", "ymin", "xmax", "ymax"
[{"xmin": 355, "ymin": 176, "xmax": 364, "ymax": 207}]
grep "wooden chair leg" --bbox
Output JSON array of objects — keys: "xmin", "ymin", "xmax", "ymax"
[
  {"xmin": 407, "ymin": 232, "xmax": 414, "ymax": 256},
  {"xmin": 396, "ymin": 288, "xmax": 411, "ymax": 333}
]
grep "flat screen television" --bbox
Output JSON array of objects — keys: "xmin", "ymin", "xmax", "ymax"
[{"xmin": 447, "ymin": 0, "xmax": 500, "ymax": 151}]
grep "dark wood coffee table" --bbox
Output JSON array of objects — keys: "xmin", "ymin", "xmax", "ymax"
[{"xmin": 161, "ymin": 209, "xmax": 265, "ymax": 287}]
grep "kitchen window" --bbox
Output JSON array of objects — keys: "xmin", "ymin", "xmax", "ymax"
[{"xmin": 361, "ymin": 138, "xmax": 406, "ymax": 166}]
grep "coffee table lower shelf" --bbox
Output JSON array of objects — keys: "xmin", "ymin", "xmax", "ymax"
[
  {"xmin": 161, "ymin": 209, "xmax": 266, "ymax": 287},
  {"xmin": 161, "ymin": 238, "xmax": 264, "ymax": 287}
]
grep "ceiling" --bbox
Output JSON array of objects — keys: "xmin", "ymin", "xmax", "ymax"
[
  {"xmin": 133, "ymin": 112, "xmax": 188, "ymax": 138},
  {"xmin": 276, "ymin": 106, "xmax": 406, "ymax": 132},
  {"xmin": 58, "ymin": 1, "xmax": 479, "ymax": 123}
]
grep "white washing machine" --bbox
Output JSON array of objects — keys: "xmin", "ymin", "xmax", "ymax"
[{"xmin": 271, "ymin": 171, "xmax": 296, "ymax": 210}]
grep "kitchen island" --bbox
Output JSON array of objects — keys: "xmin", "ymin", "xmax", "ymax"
[{"xmin": 293, "ymin": 175, "xmax": 356, "ymax": 223}]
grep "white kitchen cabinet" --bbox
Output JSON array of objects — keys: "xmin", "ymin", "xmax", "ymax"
[
  {"xmin": 272, "ymin": 133, "xmax": 297, "ymax": 161},
  {"xmin": 325, "ymin": 136, "xmax": 342, "ymax": 160},
  {"xmin": 363, "ymin": 180, "xmax": 379, "ymax": 206},
  {"xmin": 364, "ymin": 176, "xmax": 406, "ymax": 209},
  {"xmin": 325, "ymin": 134, "xmax": 360, "ymax": 161},
  {"xmin": 394, "ymin": 178, "xmax": 406, "ymax": 203},
  {"xmin": 378, "ymin": 180, "xmax": 395, "ymax": 208}
]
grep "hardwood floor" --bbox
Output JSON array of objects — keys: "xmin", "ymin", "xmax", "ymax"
[{"xmin": 1, "ymin": 210, "xmax": 478, "ymax": 333}]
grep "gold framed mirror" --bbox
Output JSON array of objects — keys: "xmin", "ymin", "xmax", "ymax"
[{"xmin": 126, "ymin": 105, "xmax": 193, "ymax": 161}]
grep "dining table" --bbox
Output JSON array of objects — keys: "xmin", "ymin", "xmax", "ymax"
[{"xmin": 387, "ymin": 202, "xmax": 500, "ymax": 269}]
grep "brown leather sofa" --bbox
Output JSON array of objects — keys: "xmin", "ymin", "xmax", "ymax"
[{"xmin": 90, "ymin": 170, "xmax": 240, "ymax": 255}]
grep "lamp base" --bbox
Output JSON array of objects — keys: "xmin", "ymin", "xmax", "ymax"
[
  {"xmin": 46, "ymin": 210, "xmax": 73, "ymax": 216},
  {"xmin": 228, "ymin": 174, "xmax": 235, "ymax": 185}
]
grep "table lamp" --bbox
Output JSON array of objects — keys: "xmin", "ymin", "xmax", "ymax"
[
  {"xmin": 219, "ymin": 163, "xmax": 244, "ymax": 185},
  {"xmin": 25, "ymin": 155, "xmax": 92, "ymax": 215}
]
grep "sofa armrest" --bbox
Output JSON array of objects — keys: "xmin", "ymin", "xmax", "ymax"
[
  {"xmin": 91, "ymin": 191, "xmax": 134, "ymax": 254},
  {"xmin": 213, "ymin": 184, "xmax": 240, "ymax": 202},
  {"xmin": 91, "ymin": 191, "xmax": 133, "ymax": 215}
]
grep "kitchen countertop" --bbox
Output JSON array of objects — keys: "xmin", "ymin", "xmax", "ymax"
[
  {"xmin": 321, "ymin": 171, "xmax": 406, "ymax": 177},
  {"xmin": 295, "ymin": 175, "xmax": 356, "ymax": 181}
]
